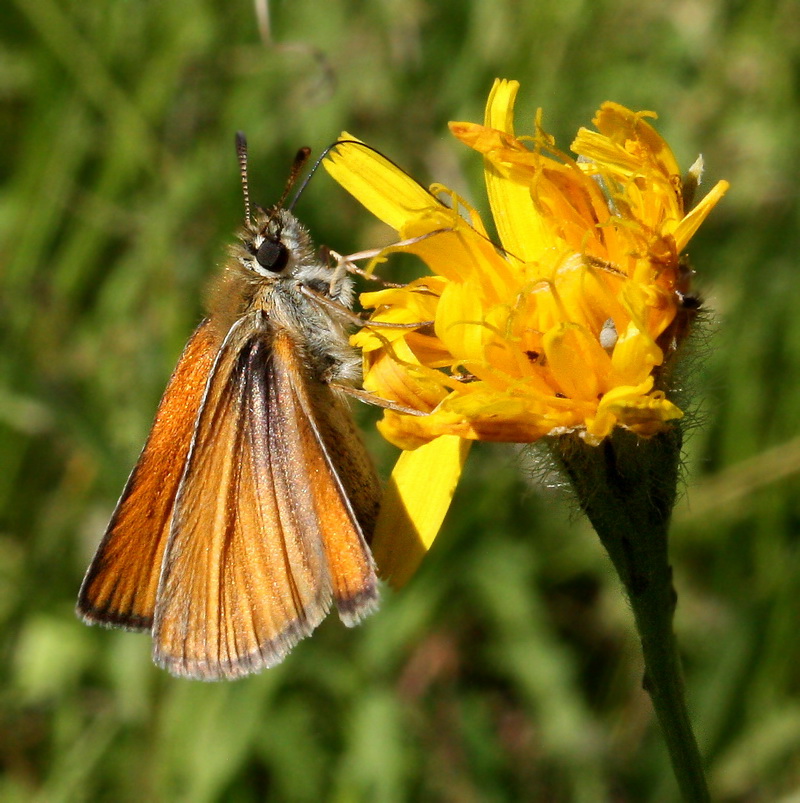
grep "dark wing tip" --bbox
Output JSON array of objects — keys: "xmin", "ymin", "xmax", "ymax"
[
  {"xmin": 336, "ymin": 583, "xmax": 380, "ymax": 628},
  {"xmin": 76, "ymin": 569, "xmax": 154, "ymax": 631},
  {"xmin": 76, "ymin": 599, "xmax": 153, "ymax": 632}
]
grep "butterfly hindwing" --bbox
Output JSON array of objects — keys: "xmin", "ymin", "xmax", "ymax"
[{"xmin": 274, "ymin": 333, "xmax": 380, "ymax": 626}]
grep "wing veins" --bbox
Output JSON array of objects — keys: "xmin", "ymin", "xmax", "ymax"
[{"xmin": 152, "ymin": 322, "xmax": 376, "ymax": 679}]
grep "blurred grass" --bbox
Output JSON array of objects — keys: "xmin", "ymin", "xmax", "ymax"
[{"xmin": 1, "ymin": 0, "xmax": 799, "ymax": 800}]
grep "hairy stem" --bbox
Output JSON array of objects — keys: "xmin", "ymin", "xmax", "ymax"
[{"xmin": 551, "ymin": 429, "xmax": 709, "ymax": 802}]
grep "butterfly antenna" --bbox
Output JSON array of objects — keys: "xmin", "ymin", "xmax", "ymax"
[
  {"xmin": 276, "ymin": 147, "xmax": 311, "ymax": 213},
  {"xmin": 289, "ymin": 139, "xmax": 428, "ymax": 211},
  {"xmin": 295, "ymin": 139, "xmax": 523, "ymax": 263},
  {"xmin": 235, "ymin": 131, "xmax": 252, "ymax": 226},
  {"xmin": 289, "ymin": 140, "xmax": 353, "ymax": 211}
]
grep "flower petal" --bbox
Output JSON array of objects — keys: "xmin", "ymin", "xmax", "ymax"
[
  {"xmin": 371, "ymin": 435, "xmax": 471, "ymax": 588},
  {"xmin": 323, "ymin": 134, "xmax": 441, "ymax": 231},
  {"xmin": 543, "ymin": 322, "xmax": 612, "ymax": 400},
  {"xmin": 672, "ymin": 179, "xmax": 730, "ymax": 251},
  {"xmin": 362, "ymin": 338, "xmax": 449, "ymax": 411},
  {"xmin": 435, "ymin": 279, "xmax": 488, "ymax": 364},
  {"xmin": 470, "ymin": 79, "xmax": 551, "ymax": 262}
]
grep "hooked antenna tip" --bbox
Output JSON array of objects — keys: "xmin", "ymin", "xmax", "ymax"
[{"xmin": 275, "ymin": 147, "xmax": 311, "ymax": 213}]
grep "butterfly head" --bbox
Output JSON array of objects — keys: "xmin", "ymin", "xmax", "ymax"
[{"xmin": 235, "ymin": 207, "xmax": 315, "ymax": 280}]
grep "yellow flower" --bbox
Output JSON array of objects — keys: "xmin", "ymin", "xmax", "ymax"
[{"xmin": 324, "ymin": 79, "xmax": 728, "ymax": 584}]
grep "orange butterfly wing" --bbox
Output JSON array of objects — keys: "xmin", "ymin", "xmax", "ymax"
[
  {"xmin": 152, "ymin": 318, "xmax": 379, "ymax": 679},
  {"xmin": 77, "ymin": 319, "xmax": 221, "ymax": 629},
  {"xmin": 284, "ymin": 332, "xmax": 381, "ymax": 626}
]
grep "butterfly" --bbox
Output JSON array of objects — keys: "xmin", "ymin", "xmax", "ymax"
[{"xmin": 77, "ymin": 136, "xmax": 381, "ymax": 680}]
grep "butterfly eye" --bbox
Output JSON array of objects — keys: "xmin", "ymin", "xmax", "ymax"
[{"xmin": 255, "ymin": 238, "xmax": 289, "ymax": 273}]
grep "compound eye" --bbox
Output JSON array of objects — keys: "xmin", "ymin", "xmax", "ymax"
[{"xmin": 256, "ymin": 238, "xmax": 289, "ymax": 273}]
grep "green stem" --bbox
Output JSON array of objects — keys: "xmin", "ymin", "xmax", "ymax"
[{"xmin": 551, "ymin": 429, "xmax": 709, "ymax": 802}]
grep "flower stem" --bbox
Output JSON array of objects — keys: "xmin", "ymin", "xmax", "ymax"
[{"xmin": 551, "ymin": 429, "xmax": 709, "ymax": 802}]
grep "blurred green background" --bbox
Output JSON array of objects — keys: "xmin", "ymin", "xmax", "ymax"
[{"xmin": 2, "ymin": 0, "xmax": 799, "ymax": 800}]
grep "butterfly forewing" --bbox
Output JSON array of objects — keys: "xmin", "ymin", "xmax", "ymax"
[
  {"xmin": 152, "ymin": 319, "xmax": 377, "ymax": 679},
  {"xmin": 77, "ymin": 319, "xmax": 221, "ymax": 629}
]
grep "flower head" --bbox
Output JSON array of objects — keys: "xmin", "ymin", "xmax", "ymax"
[
  {"xmin": 324, "ymin": 80, "xmax": 728, "ymax": 586},
  {"xmin": 325, "ymin": 79, "xmax": 728, "ymax": 451}
]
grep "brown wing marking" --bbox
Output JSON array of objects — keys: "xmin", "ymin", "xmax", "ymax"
[
  {"xmin": 77, "ymin": 319, "xmax": 221, "ymax": 630},
  {"xmin": 153, "ymin": 321, "xmax": 378, "ymax": 679}
]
